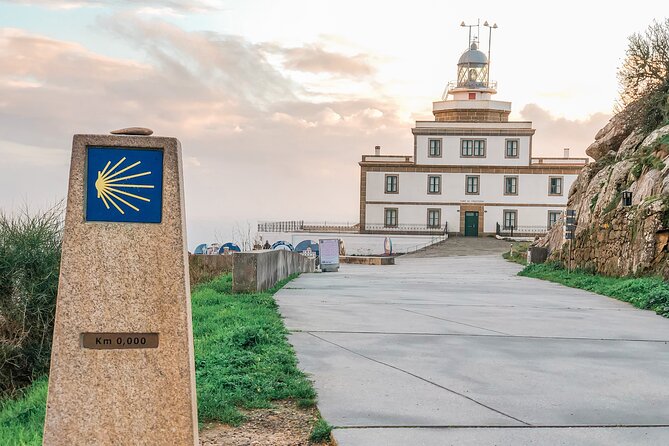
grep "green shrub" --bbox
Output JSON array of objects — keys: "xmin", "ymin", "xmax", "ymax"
[
  {"xmin": 309, "ymin": 418, "xmax": 333, "ymax": 443},
  {"xmin": 0, "ymin": 205, "xmax": 63, "ymax": 396}
]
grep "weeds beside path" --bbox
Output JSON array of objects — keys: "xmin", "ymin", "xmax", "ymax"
[
  {"xmin": 520, "ymin": 263, "xmax": 669, "ymax": 317},
  {"xmin": 0, "ymin": 273, "xmax": 331, "ymax": 445},
  {"xmin": 502, "ymin": 241, "xmax": 530, "ymax": 265}
]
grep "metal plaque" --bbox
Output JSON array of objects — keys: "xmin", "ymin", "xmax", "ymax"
[
  {"xmin": 81, "ymin": 332, "xmax": 159, "ymax": 349},
  {"xmin": 566, "ymin": 209, "xmax": 577, "ymax": 217},
  {"xmin": 566, "ymin": 216, "xmax": 577, "ymax": 225},
  {"xmin": 85, "ymin": 147, "xmax": 164, "ymax": 223},
  {"xmin": 565, "ymin": 232, "xmax": 574, "ymax": 240}
]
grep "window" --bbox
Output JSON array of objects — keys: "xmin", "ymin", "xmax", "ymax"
[
  {"xmin": 427, "ymin": 209, "xmax": 441, "ymax": 228},
  {"xmin": 505, "ymin": 139, "xmax": 519, "ymax": 158},
  {"xmin": 473, "ymin": 140, "xmax": 485, "ymax": 157},
  {"xmin": 461, "ymin": 139, "xmax": 473, "ymax": 157},
  {"xmin": 504, "ymin": 176, "xmax": 518, "ymax": 195},
  {"xmin": 428, "ymin": 175, "xmax": 441, "ymax": 194},
  {"xmin": 549, "ymin": 177, "xmax": 563, "ymax": 195},
  {"xmin": 503, "ymin": 210, "xmax": 517, "ymax": 230},
  {"xmin": 465, "ymin": 175, "xmax": 479, "ymax": 194},
  {"xmin": 548, "ymin": 211, "xmax": 562, "ymax": 228},
  {"xmin": 384, "ymin": 208, "xmax": 398, "ymax": 227},
  {"xmin": 385, "ymin": 174, "xmax": 398, "ymax": 193},
  {"xmin": 428, "ymin": 139, "xmax": 442, "ymax": 157},
  {"xmin": 461, "ymin": 139, "xmax": 486, "ymax": 157}
]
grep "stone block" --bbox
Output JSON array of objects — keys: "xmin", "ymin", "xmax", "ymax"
[
  {"xmin": 528, "ymin": 247, "xmax": 548, "ymax": 264},
  {"xmin": 232, "ymin": 250, "xmax": 315, "ymax": 293},
  {"xmin": 43, "ymin": 134, "xmax": 198, "ymax": 445}
]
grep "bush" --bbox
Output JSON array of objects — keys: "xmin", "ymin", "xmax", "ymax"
[{"xmin": 0, "ymin": 205, "xmax": 63, "ymax": 396}]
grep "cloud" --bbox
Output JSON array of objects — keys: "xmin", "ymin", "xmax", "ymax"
[
  {"xmin": 262, "ymin": 43, "xmax": 376, "ymax": 76},
  {"xmin": 0, "ymin": 20, "xmax": 406, "ymax": 246},
  {"xmin": 517, "ymin": 103, "xmax": 612, "ymax": 159},
  {"xmin": 1, "ymin": 0, "xmax": 219, "ymax": 12}
]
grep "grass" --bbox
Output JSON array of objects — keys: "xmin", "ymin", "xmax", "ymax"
[
  {"xmin": 0, "ymin": 273, "xmax": 320, "ymax": 444},
  {"xmin": 520, "ymin": 262, "xmax": 669, "ymax": 317},
  {"xmin": 192, "ymin": 273, "xmax": 316, "ymax": 425},
  {"xmin": 310, "ymin": 417, "xmax": 333, "ymax": 443},
  {"xmin": 0, "ymin": 377, "xmax": 47, "ymax": 445},
  {"xmin": 502, "ymin": 242, "xmax": 530, "ymax": 266}
]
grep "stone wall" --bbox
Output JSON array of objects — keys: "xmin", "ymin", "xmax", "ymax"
[
  {"xmin": 188, "ymin": 254, "xmax": 234, "ymax": 286},
  {"xmin": 232, "ymin": 250, "xmax": 315, "ymax": 293},
  {"xmin": 433, "ymin": 108, "xmax": 510, "ymax": 123}
]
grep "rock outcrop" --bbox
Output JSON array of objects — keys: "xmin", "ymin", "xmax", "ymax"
[{"xmin": 537, "ymin": 111, "xmax": 669, "ymax": 279}]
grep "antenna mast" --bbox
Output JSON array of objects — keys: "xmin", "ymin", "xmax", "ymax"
[{"xmin": 483, "ymin": 21, "xmax": 498, "ymax": 87}]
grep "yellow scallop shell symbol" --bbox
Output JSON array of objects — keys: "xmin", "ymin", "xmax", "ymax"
[{"xmin": 94, "ymin": 157, "xmax": 154, "ymax": 215}]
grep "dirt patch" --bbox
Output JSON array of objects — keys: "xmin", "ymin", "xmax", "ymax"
[{"xmin": 200, "ymin": 400, "xmax": 332, "ymax": 446}]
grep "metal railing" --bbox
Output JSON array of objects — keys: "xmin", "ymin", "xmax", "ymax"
[
  {"xmin": 258, "ymin": 220, "xmax": 449, "ymax": 236},
  {"xmin": 496, "ymin": 223, "xmax": 552, "ymax": 237},
  {"xmin": 395, "ymin": 234, "xmax": 449, "ymax": 255},
  {"xmin": 258, "ymin": 221, "xmax": 360, "ymax": 233},
  {"xmin": 363, "ymin": 222, "xmax": 448, "ymax": 235},
  {"xmin": 258, "ymin": 220, "xmax": 305, "ymax": 232},
  {"xmin": 443, "ymin": 80, "xmax": 497, "ymax": 99}
]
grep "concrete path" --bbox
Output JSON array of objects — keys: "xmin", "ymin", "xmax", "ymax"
[
  {"xmin": 276, "ymin": 242, "xmax": 669, "ymax": 445},
  {"xmin": 407, "ymin": 235, "xmax": 513, "ymax": 258}
]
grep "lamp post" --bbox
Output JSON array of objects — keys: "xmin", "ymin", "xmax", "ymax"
[{"xmin": 483, "ymin": 21, "xmax": 498, "ymax": 87}]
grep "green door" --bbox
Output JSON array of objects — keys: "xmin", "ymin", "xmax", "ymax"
[{"xmin": 464, "ymin": 212, "xmax": 479, "ymax": 237}]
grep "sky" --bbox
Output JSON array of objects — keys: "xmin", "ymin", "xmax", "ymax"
[{"xmin": 0, "ymin": 0, "xmax": 665, "ymax": 247}]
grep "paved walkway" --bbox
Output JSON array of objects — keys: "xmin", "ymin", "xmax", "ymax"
[
  {"xmin": 276, "ymin": 242, "xmax": 669, "ymax": 445},
  {"xmin": 407, "ymin": 235, "xmax": 513, "ymax": 258}
]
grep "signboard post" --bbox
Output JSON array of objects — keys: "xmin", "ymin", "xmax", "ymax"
[
  {"xmin": 565, "ymin": 210, "xmax": 577, "ymax": 272},
  {"xmin": 319, "ymin": 238, "xmax": 340, "ymax": 272},
  {"xmin": 43, "ymin": 133, "xmax": 198, "ymax": 445}
]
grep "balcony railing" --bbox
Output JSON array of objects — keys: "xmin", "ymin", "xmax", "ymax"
[
  {"xmin": 363, "ymin": 223, "xmax": 448, "ymax": 235},
  {"xmin": 496, "ymin": 223, "xmax": 553, "ymax": 237},
  {"xmin": 442, "ymin": 81, "xmax": 498, "ymax": 99},
  {"xmin": 361, "ymin": 155, "xmax": 414, "ymax": 163},
  {"xmin": 531, "ymin": 157, "xmax": 589, "ymax": 165}
]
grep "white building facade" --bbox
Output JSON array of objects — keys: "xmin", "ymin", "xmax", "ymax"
[{"xmin": 359, "ymin": 41, "xmax": 587, "ymax": 236}]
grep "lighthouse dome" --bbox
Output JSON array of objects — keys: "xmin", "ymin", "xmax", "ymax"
[{"xmin": 458, "ymin": 42, "xmax": 488, "ymax": 65}]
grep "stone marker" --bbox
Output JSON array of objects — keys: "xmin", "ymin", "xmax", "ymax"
[{"xmin": 43, "ymin": 134, "xmax": 198, "ymax": 445}]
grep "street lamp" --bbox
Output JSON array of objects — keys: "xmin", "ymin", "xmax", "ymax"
[{"xmin": 483, "ymin": 21, "xmax": 498, "ymax": 87}]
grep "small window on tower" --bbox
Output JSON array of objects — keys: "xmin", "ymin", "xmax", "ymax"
[{"xmin": 468, "ymin": 93, "xmax": 476, "ymax": 100}]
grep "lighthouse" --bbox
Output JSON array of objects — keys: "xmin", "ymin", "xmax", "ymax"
[
  {"xmin": 354, "ymin": 21, "xmax": 588, "ymax": 237},
  {"xmin": 433, "ymin": 30, "xmax": 511, "ymax": 123}
]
